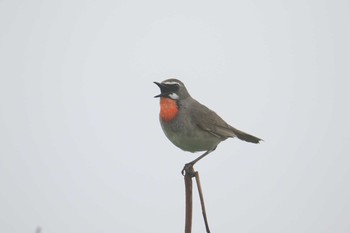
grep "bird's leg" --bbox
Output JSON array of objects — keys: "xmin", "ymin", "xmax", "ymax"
[
  {"xmin": 189, "ymin": 150, "xmax": 212, "ymax": 166},
  {"xmin": 181, "ymin": 149, "xmax": 215, "ymax": 176}
]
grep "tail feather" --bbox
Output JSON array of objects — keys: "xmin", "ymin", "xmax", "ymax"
[{"xmin": 231, "ymin": 127, "xmax": 262, "ymax": 144}]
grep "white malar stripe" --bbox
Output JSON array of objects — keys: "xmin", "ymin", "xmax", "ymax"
[{"xmin": 169, "ymin": 93, "xmax": 179, "ymax": 99}]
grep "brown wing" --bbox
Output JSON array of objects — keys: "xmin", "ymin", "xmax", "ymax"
[
  {"xmin": 190, "ymin": 100, "xmax": 262, "ymax": 143},
  {"xmin": 190, "ymin": 101, "xmax": 236, "ymax": 139}
]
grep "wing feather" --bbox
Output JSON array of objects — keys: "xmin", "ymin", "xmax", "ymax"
[{"xmin": 190, "ymin": 100, "xmax": 262, "ymax": 143}]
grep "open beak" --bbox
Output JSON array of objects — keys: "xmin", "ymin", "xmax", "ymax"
[{"xmin": 154, "ymin": 81, "xmax": 169, "ymax": 98}]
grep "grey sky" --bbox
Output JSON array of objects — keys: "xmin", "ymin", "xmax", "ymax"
[{"xmin": 0, "ymin": 0, "xmax": 349, "ymax": 232}]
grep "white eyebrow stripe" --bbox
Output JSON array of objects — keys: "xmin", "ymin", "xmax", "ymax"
[{"xmin": 162, "ymin": 81, "xmax": 182, "ymax": 86}]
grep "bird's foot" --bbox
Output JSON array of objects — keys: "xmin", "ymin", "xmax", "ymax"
[{"xmin": 181, "ymin": 162, "xmax": 196, "ymax": 177}]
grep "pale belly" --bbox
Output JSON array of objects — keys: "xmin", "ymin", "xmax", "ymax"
[{"xmin": 160, "ymin": 120, "xmax": 223, "ymax": 152}]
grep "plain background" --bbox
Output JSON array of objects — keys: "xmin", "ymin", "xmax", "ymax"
[{"xmin": 1, "ymin": 0, "xmax": 349, "ymax": 232}]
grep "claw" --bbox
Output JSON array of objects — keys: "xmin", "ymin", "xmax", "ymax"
[{"xmin": 181, "ymin": 163, "xmax": 196, "ymax": 177}]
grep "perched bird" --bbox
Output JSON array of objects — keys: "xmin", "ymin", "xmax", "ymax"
[{"xmin": 154, "ymin": 79, "xmax": 262, "ymax": 172}]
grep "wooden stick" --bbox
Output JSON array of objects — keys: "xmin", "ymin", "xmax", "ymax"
[
  {"xmin": 184, "ymin": 171, "xmax": 193, "ymax": 233},
  {"xmin": 195, "ymin": 172, "xmax": 211, "ymax": 233},
  {"xmin": 183, "ymin": 164, "xmax": 211, "ymax": 233}
]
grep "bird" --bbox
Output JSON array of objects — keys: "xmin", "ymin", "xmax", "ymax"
[{"xmin": 154, "ymin": 78, "xmax": 262, "ymax": 174}]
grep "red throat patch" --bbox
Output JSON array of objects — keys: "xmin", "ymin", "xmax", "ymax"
[{"xmin": 159, "ymin": 98, "xmax": 179, "ymax": 122}]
